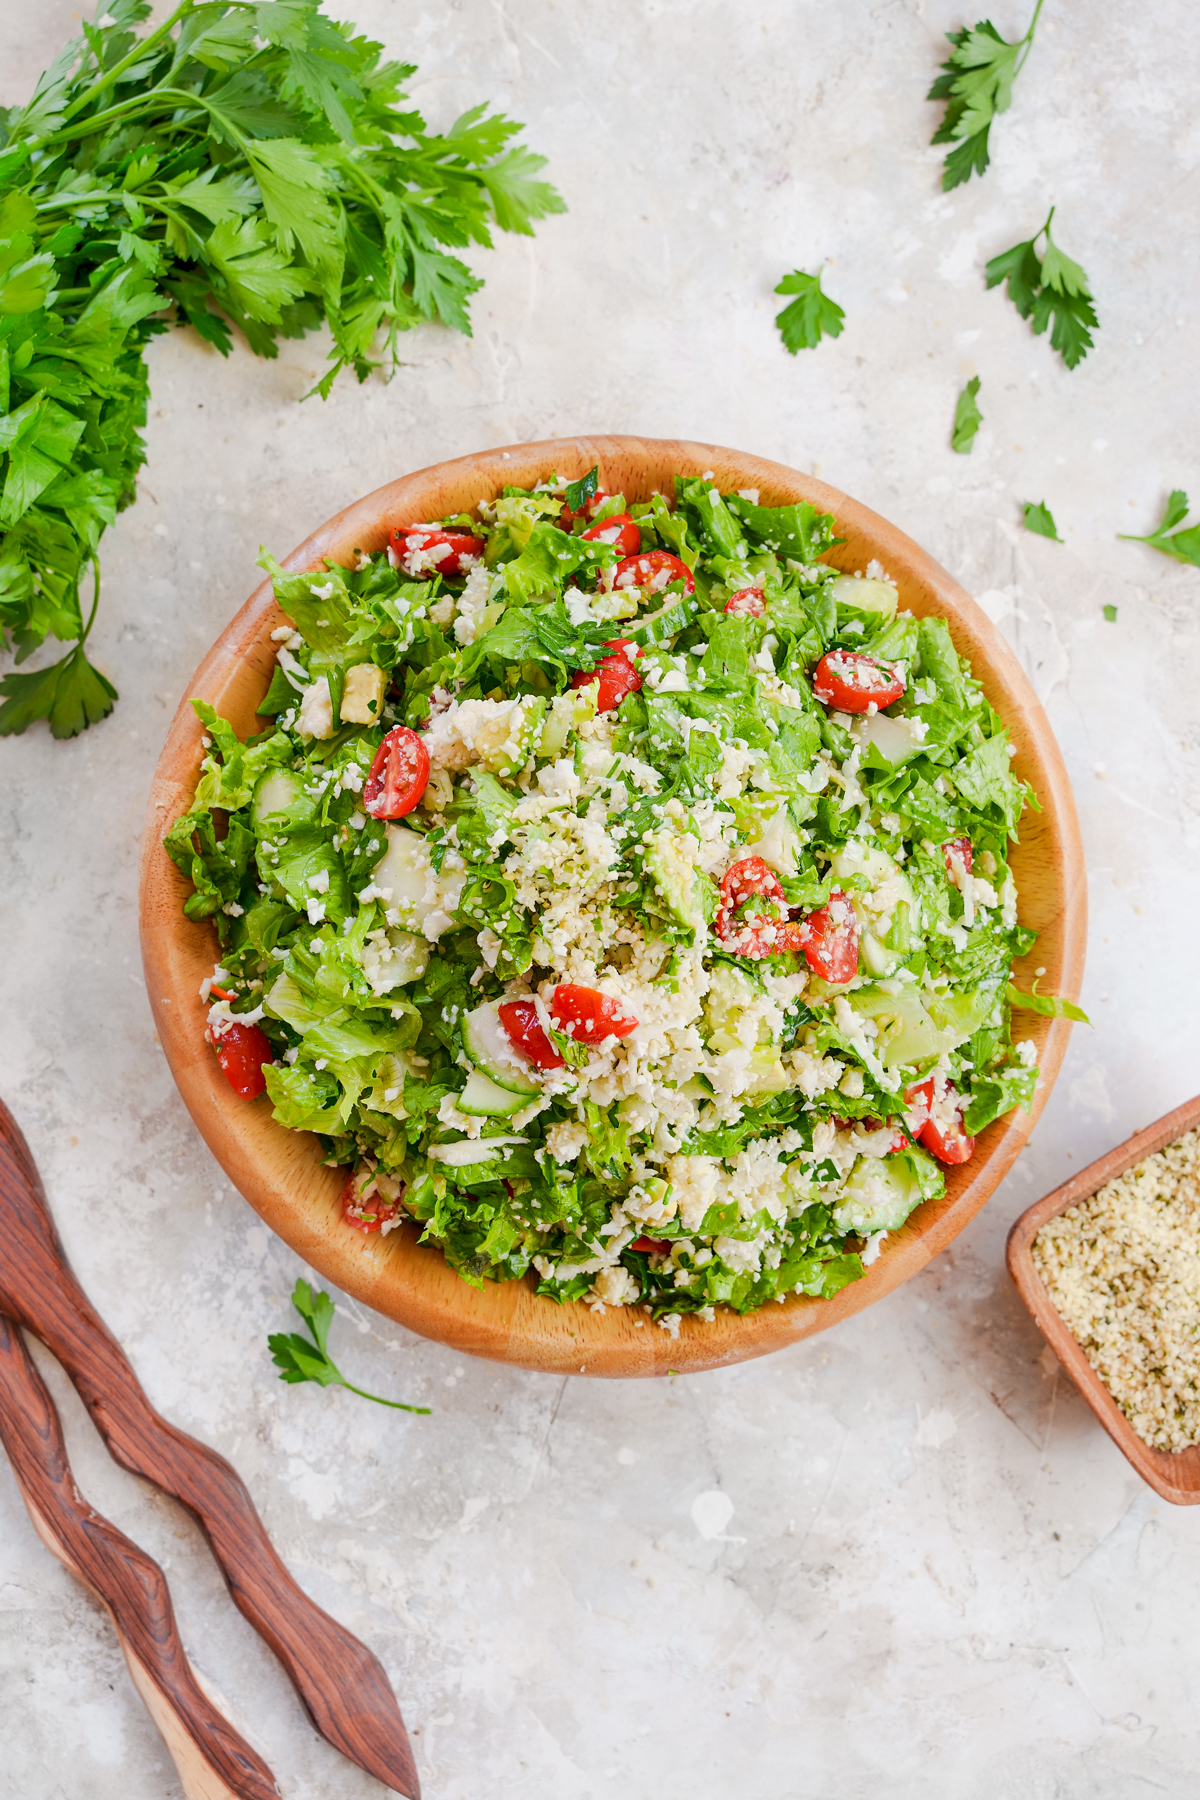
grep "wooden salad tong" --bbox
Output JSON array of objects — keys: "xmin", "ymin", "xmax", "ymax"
[{"xmin": 0, "ymin": 1098, "xmax": 419, "ymax": 1800}]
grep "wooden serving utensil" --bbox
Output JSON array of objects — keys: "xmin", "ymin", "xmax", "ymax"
[
  {"xmin": 0, "ymin": 1098, "xmax": 419, "ymax": 1799},
  {"xmin": 0, "ymin": 1310, "xmax": 280, "ymax": 1800}
]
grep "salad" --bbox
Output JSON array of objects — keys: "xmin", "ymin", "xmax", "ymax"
[{"xmin": 168, "ymin": 466, "xmax": 1061, "ymax": 1334}]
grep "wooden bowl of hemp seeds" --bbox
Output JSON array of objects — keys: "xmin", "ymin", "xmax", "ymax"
[{"xmin": 1008, "ymin": 1092, "xmax": 1200, "ymax": 1504}]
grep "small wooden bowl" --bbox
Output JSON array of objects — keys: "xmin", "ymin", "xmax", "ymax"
[
  {"xmin": 140, "ymin": 434, "xmax": 1087, "ymax": 1377},
  {"xmin": 1007, "ymin": 1092, "xmax": 1200, "ymax": 1504}
]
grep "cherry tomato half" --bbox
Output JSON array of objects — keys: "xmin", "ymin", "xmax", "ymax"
[
  {"xmin": 904, "ymin": 1076, "xmax": 975, "ymax": 1165},
  {"xmin": 715, "ymin": 856, "xmax": 803, "ymax": 959},
  {"xmin": 559, "ymin": 489, "xmax": 611, "ymax": 532},
  {"xmin": 364, "ymin": 725, "xmax": 430, "ymax": 820},
  {"xmin": 341, "ymin": 1168, "xmax": 403, "ymax": 1233},
  {"xmin": 388, "ymin": 526, "xmax": 485, "ymax": 578},
  {"xmin": 812, "ymin": 650, "xmax": 905, "ymax": 714},
  {"xmin": 724, "ymin": 586, "xmax": 766, "ymax": 618},
  {"xmin": 582, "ymin": 512, "xmax": 641, "ymax": 557},
  {"xmin": 795, "ymin": 890, "xmax": 860, "ymax": 984},
  {"xmin": 551, "ymin": 984, "xmax": 639, "ymax": 1044},
  {"xmin": 613, "ymin": 550, "xmax": 695, "ymax": 596},
  {"xmin": 213, "ymin": 1019, "xmax": 272, "ymax": 1099},
  {"xmin": 631, "ymin": 1236, "xmax": 672, "ymax": 1254},
  {"xmin": 499, "ymin": 999, "xmax": 564, "ymax": 1071},
  {"xmin": 943, "ymin": 836, "xmax": 973, "ymax": 879},
  {"xmin": 571, "ymin": 637, "xmax": 643, "ymax": 713}
]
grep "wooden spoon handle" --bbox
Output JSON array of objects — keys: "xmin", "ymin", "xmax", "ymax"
[
  {"xmin": 0, "ymin": 1101, "xmax": 419, "ymax": 1800},
  {"xmin": 0, "ymin": 1311, "xmax": 280, "ymax": 1800}
]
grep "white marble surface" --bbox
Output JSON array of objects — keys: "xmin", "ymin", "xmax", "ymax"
[{"xmin": 3, "ymin": 2, "xmax": 1200, "ymax": 1795}]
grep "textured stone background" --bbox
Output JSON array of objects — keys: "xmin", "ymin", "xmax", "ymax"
[{"xmin": 2, "ymin": 3, "xmax": 1200, "ymax": 1796}]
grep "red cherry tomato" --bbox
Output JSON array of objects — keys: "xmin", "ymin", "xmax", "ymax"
[
  {"xmin": 582, "ymin": 512, "xmax": 641, "ymax": 557},
  {"xmin": 341, "ymin": 1168, "xmax": 403, "ymax": 1233},
  {"xmin": 795, "ymin": 890, "xmax": 860, "ymax": 984},
  {"xmin": 715, "ymin": 856, "xmax": 803, "ymax": 959},
  {"xmin": 364, "ymin": 726, "xmax": 430, "ymax": 820},
  {"xmin": 212, "ymin": 1020, "xmax": 272, "ymax": 1099},
  {"xmin": 631, "ymin": 1236, "xmax": 672, "ymax": 1254},
  {"xmin": 388, "ymin": 526, "xmax": 485, "ymax": 578},
  {"xmin": 612, "ymin": 550, "xmax": 695, "ymax": 596},
  {"xmin": 943, "ymin": 836, "xmax": 973, "ymax": 878},
  {"xmin": 724, "ymin": 586, "xmax": 766, "ymax": 618},
  {"xmin": 904, "ymin": 1077, "xmax": 975, "ymax": 1165},
  {"xmin": 551, "ymin": 984, "xmax": 639, "ymax": 1044},
  {"xmin": 499, "ymin": 999, "xmax": 564, "ymax": 1071},
  {"xmin": 559, "ymin": 489, "xmax": 611, "ymax": 532},
  {"xmin": 570, "ymin": 637, "xmax": 643, "ymax": 713},
  {"xmin": 812, "ymin": 650, "xmax": 905, "ymax": 714}
]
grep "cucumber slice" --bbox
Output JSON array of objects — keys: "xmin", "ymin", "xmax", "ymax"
[
  {"xmin": 458, "ymin": 1069, "xmax": 530, "ymax": 1116},
  {"xmin": 426, "ymin": 1134, "xmax": 529, "ymax": 1166},
  {"xmin": 827, "ymin": 574, "xmax": 898, "ymax": 622},
  {"xmin": 371, "ymin": 824, "xmax": 466, "ymax": 939},
  {"xmin": 251, "ymin": 767, "xmax": 303, "ymax": 830},
  {"xmin": 626, "ymin": 593, "xmax": 697, "ymax": 647},
  {"xmin": 462, "ymin": 1001, "xmax": 539, "ymax": 1096}
]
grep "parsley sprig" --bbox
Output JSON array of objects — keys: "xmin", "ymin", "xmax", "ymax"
[
  {"xmin": 773, "ymin": 266, "xmax": 845, "ymax": 353},
  {"xmin": 1023, "ymin": 500, "xmax": 1061, "ymax": 541},
  {"xmin": 928, "ymin": 1, "xmax": 1046, "ymax": 190},
  {"xmin": 951, "ymin": 376, "xmax": 982, "ymax": 453},
  {"xmin": 1118, "ymin": 491, "xmax": 1200, "ymax": 569},
  {"xmin": 269, "ymin": 1278, "xmax": 431, "ymax": 1413},
  {"xmin": 0, "ymin": 0, "xmax": 563, "ymax": 738},
  {"xmin": 985, "ymin": 207, "xmax": 1097, "ymax": 369}
]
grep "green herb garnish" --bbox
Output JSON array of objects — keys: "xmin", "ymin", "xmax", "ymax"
[
  {"xmin": 951, "ymin": 377, "xmax": 983, "ymax": 453},
  {"xmin": 928, "ymin": 1, "xmax": 1046, "ymax": 190},
  {"xmin": 269, "ymin": 1278, "xmax": 431, "ymax": 1412},
  {"xmin": 774, "ymin": 266, "xmax": 845, "ymax": 353},
  {"xmin": 1022, "ymin": 500, "xmax": 1062, "ymax": 541},
  {"xmin": 0, "ymin": 0, "xmax": 563, "ymax": 738},
  {"xmin": 1118, "ymin": 490, "xmax": 1200, "ymax": 569},
  {"xmin": 985, "ymin": 207, "xmax": 1097, "ymax": 370}
]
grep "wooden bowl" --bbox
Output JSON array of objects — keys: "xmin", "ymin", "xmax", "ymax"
[
  {"xmin": 1007, "ymin": 1093, "xmax": 1200, "ymax": 1504},
  {"xmin": 139, "ymin": 434, "xmax": 1087, "ymax": 1377}
]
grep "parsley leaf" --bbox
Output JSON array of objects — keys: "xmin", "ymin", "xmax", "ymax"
[
  {"xmin": 774, "ymin": 266, "xmax": 845, "ymax": 353},
  {"xmin": 1118, "ymin": 490, "xmax": 1200, "ymax": 569},
  {"xmin": 951, "ymin": 376, "xmax": 983, "ymax": 453},
  {"xmin": 985, "ymin": 207, "xmax": 1097, "ymax": 369},
  {"xmin": 1007, "ymin": 983, "xmax": 1089, "ymax": 1024},
  {"xmin": 0, "ymin": 1, "xmax": 564, "ymax": 736},
  {"xmin": 268, "ymin": 1277, "xmax": 431, "ymax": 1412},
  {"xmin": 1022, "ymin": 500, "xmax": 1062, "ymax": 541},
  {"xmin": 928, "ymin": 2, "xmax": 1046, "ymax": 191}
]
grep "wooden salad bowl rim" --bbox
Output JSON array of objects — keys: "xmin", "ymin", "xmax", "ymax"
[
  {"xmin": 1007, "ymin": 1092, "xmax": 1200, "ymax": 1503},
  {"xmin": 139, "ymin": 433, "xmax": 1087, "ymax": 1377}
]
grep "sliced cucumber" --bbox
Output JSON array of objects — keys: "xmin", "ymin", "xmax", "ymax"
[
  {"xmin": 251, "ymin": 767, "xmax": 303, "ymax": 831},
  {"xmin": 370, "ymin": 825, "xmax": 465, "ymax": 939},
  {"xmin": 626, "ymin": 593, "xmax": 698, "ymax": 647},
  {"xmin": 462, "ymin": 1001, "xmax": 539, "ymax": 1096},
  {"xmin": 426, "ymin": 1134, "xmax": 529, "ymax": 1166},
  {"xmin": 458, "ymin": 1069, "xmax": 530, "ymax": 1117},
  {"xmin": 833, "ymin": 1154, "xmax": 921, "ymax": 1235},
  {"xmin": 827, "ymin": 573, "xmax": 898, "ymax": 622}
]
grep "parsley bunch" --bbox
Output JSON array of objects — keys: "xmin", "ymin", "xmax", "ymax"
[
  {"xmin": 0, "ymin": 0, "xmax": 563, "ymax": 738},
  {"xmin": 985, "ymin": 207, "xmax": 1097, "ymax": 370},
  {"xmin": 928, "ymin": 1, "xmax": 1046, "ymax": 190}
]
